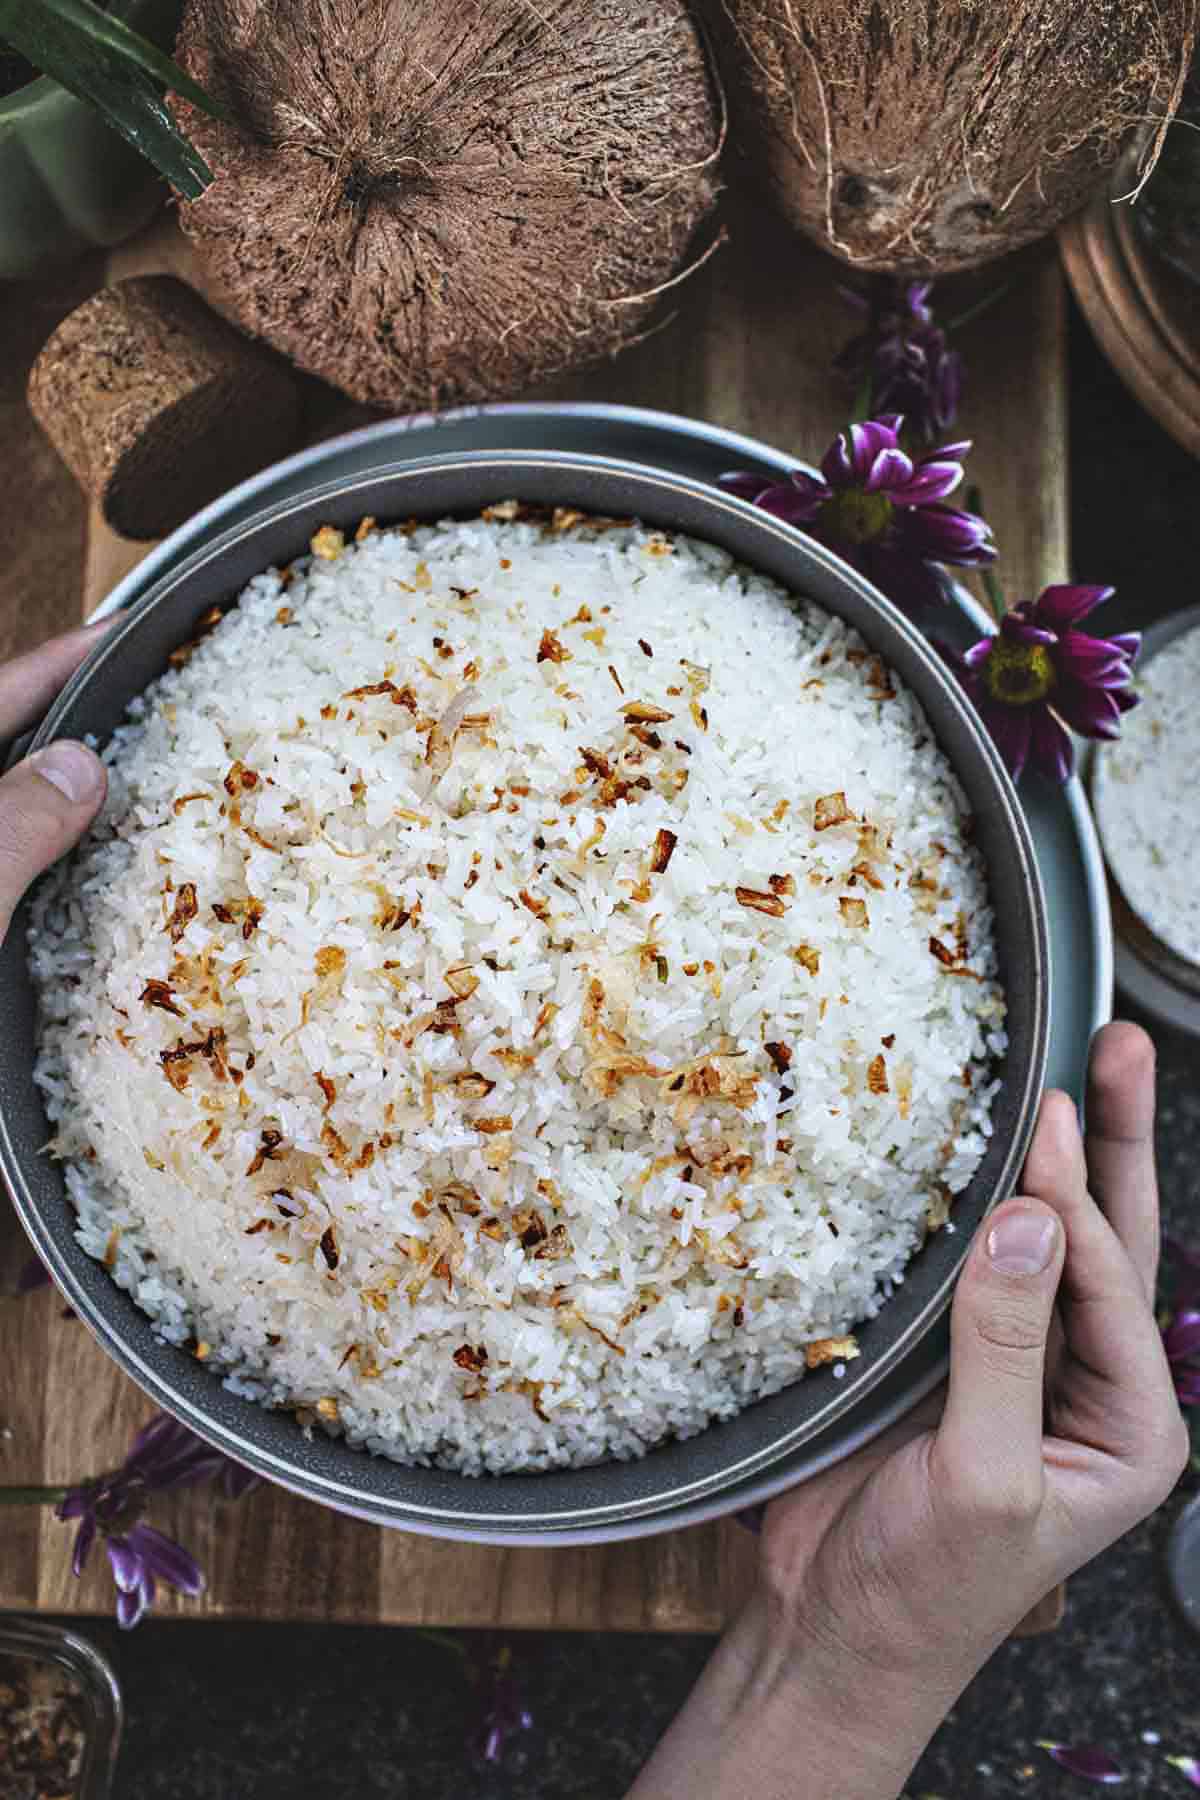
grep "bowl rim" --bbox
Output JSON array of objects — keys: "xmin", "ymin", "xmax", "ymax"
[{"xmin": 2, "ymin": 449, "xmax": 1050, "ymax": 1530}]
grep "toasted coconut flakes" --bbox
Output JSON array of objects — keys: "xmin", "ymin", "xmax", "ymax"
[
  {"xmin": 201, "ymin": 1122, "xmax": 221, "ymax": 1151},
  {"xmin": 814, "ymin": 792, "xmax": 853, "ymax": 831},
  {"xmin": 354, "ymin": 515, "xmax": 376, "ymax": 542},
  {"xmin": 172, "ymin": 790, "xmax": 210, "ymax": 815},
  {"xmin": 840, "ymin": 897, "xmax": 870, "ymax": 928},
  {"xmin": 650, "ymin": 828, "xmax": 678, "ymax": 874},
  {"xmin": 164, "ymin": 882, "xmax": 198, "ymax": 944},
  {"xmin": 245, "ymin": 1128, "xmax": 285, "ymax": 1177},
  {"xmin": 451, "ymin": 1073, "xmax": 495, "ymax": 1100},
  {"xmin": 690, "ymin": 701, "xmax": 708, "ymax": 732},
  {"xmin": 519, "ymin": 887, "xmax": 549, "ymax": 919},
  {"xmin": 805, "ymin": 1335, "xmax": 860, "ymax": 1370},
  {"xmin": 311, "ymin": 525, "xmax": 344, "ymax": 560},
  {"xmin": 850, "ymin": 861, "xmax": 886, "ymax": 891},
  {"xmin": 866, "ymin": 657, "xmax": 895, "ymax": 698},
  {"xmin": 244, "ymin": 1218, "xmax": 273, "ymax": 1236},
  {"xmin": 637, "ymin": 638, "xmax": 653, "ymax": 658},
  {"xmin": 315, "ymin": 1071, "xmax": 336, "ymax": 1110},
  {"xmin": 321, "ymin": 1121, "xmax": 351, "ymax": 1168},
  {"xmin": 142, "ymin": 1147, "xmax": 165, "ymax": 1171},
  {"xmin": 241, "ymin": 898, "xmax": 264, "ymax": 940},
  {"xmin": 792, "ymin": 943, "xmax": 821, "ymax": 976},
  {"xmin": 768, "ymin": 872, "xmax": 795, "ymax": 897},
  {"xmin": 140, "ymin": 978, "xmax": 185, "ymax": 1018},
  {"xmin": 315, "ymin": 1396, "xmax": 339, "ymax": 1421},
  {"xmin": 444, "ymin": 965, "xmax": 479, "ymax": 999},
  {"xmin": 223, "ymin": 760, "xmax": 260, "ymax": 795},
  {"xmin": 343, "ymin": 679, "xmax": 418, "ymax": 710},
  {"xmin": 453, "ymin": 1343, "xmax": 489, "ymax": 1374},
  {"xmin": 736, "ymin": 886, "xmax": 787, "ymax": 918},
  {"xmin": 867, "ymin": 1053, "xmax": 889, "ymax": 1095},
  {"xmin": 482, "ymin": 498, "xmax": 519, "ymax": 522},
  {"xmin": 608, "ymin": 664, "xmax": 625, "ymax": 694},
  {"xmin": 926, "ymin": 1184, "xmax": 953, "ymax": 1231},
  {"xmin": 318, "ymin": 1226, "xmax": 340, "ymax": 1270},
  {"xmin": 574, "ymin": 1312, "xmax": 624, "ymax": 1354},
  {"xmin": 537, "ymin": 628, "xmax": 570, "ymax": 664},
  {"xmin": 534, "ymin": 1002, "xmax": 558, "ymax": 1039},
  {"xmin": 621, "ymin": 701, "xmax": 673, "ymax": 724},
  {"xmin": 194, "ymin": 1340, "xmax": 212, "ymax": 1360},
  {"xmin": 929, "ymin": 935, "xmax": 957, "ymax": 967},
  {"xmin": 314, "ymin": 945, "xmax": 347, "ymax": 980},
  {"xmin": 765, "ymin": 1041, "xmax": 792, "ymax": 1075},
  {"xmin": 475, "ymin": 1115, "xmax": 514, "ymax": 1135}
]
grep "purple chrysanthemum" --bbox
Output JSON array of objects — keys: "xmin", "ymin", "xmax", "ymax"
[
  {"xmin": 721, "ymin": 415, "xmax": 994, "ymax": 612},
  {"xmin": 56, "ymin": 1412, "xmax": 256, "ymax": 1628},
  {"xmin": 836, "ymin": 279, "xmax": 963, "ymax": 443},
  {"xmin": 948, "ymin": 585, "xmax": 1140, "ymax": 783}
]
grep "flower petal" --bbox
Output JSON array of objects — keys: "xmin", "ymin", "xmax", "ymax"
[
  {"xmin": 71, "ymin": 1513, "xmax": 96, "ymax": 1579},
  {"xmin": 719, "ymin": 470, "xmax": 771, "ymax": 503},
  {"xmin": 116, "ymin": 1584, "xmax": 147, "ymax": 1631},
  {"xmin": 981, "ymin": 702, "xmax": 1033, "ymax": 781},
  {"xmin": 862, "ymin": 444, "xmax": 915, "ymax": 494},
  {"xmin": 56, "ymin": 1488, "xmax": 91, "ymax": 1522},
  {"xmin": 1107, "ymin": 631, "xmax": 1141, "ymax": 661},
  {"xmin": 961, "ymin": 637, "xmax": 995, "ymax": 672},
  {"xmin": 888, "ymin": 458, "xmax": 964, "ymax": 505},
  {"xmin": 1034, "ymin": 584, "xmax": 1114, "ymax": 628},
  {"xmin": 1037, "ymin": 1741, "xmax": 1127, "ymax": 1783},
  {"xmin": 1058, "ymin": 632, "xmax": 1137, "ymax": 681},
  {"xmin": 1054, "ymin": 681, "xmax": 1122, "ymax": 740},
  {"xmin": 1166, "ymin": 1754, "xmax": 1200, "ymax": 1787},
  {"xmin": 106, "ymin": 1537, "xmax": 144, "ymax": 1594},
  {"xmin": 1030, "ymin": 708, "xmax": 1075, "ymax": 783},
  {"xmin": 893, "ymin": 503, "xmax": 994, "ymax": 565},
  {"xmin": 128, "ymin": 1522, "xmax": 206, "ymax": 1596}
]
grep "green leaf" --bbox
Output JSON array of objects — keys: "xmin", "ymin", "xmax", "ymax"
[
  {"xmin": 0, "ymin": 1, "xmax": 214, "ymax": 196},
  {"xmin": 18, "ymin": 0, "xmax": 228, "ymax": 120}
]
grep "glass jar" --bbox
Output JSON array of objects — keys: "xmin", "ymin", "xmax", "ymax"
[{"xmin": 0, "ymin": 1615, "xmax": 122, "ymax": 1799}]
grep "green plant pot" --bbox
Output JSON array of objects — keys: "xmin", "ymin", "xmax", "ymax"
[{"xmin": 0, "ymin": 0, "xmax": 182, "ymax": 280}]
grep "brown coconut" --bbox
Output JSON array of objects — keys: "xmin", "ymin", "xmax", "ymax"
[
  {"xmin": 173, "ymin": 0, "xmax": 721, "ymax": 410},
  {"xmin": 716, "ymin": 0, "xmax": 1196, "ymax": 273}
]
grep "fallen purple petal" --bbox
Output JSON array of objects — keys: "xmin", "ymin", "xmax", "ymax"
[
  {"xmin": 1037, "ymin": 1741, "xmax": 1127, "ymax": 1783},
  {"xmin": 128, "ymin": 1522, "xmax": 205, "ymax": 1596}
]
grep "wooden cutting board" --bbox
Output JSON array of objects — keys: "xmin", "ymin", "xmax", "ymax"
[{"xmin": 0, "ymin": 197, "xmax": 1067, "ymax": 1632}]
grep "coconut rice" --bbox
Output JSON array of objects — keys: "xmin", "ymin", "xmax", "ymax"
[{"xmin": 29, "ymin": 508, "xmax": 1006, "ymax": 1474}]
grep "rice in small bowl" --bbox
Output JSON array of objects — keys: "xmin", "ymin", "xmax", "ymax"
[{"xmin": 28, "ymin": 503, "xmax": 1008, "ymax": 1477}]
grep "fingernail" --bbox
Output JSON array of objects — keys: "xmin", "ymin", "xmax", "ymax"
[
  {"xmin": 987, "ymin": 1209, "xmax": 1058, "ymax": 1275},
  {"xmin": 28, "ymin": 741, "xmax": 104, "ymax": 805}
]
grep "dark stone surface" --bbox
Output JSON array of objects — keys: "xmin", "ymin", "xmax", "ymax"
[{"xmin": 15, "ymin": 299, "xmax": 1200, "ymax": 1800}]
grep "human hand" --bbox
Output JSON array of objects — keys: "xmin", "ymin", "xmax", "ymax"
[
  {"xmin": 630, "ymin": 1023, "xmax": 1187, "ymax": 1800},
  {"xmin": 0, "ymin": 622, "xmax": 112, "ymax": 944}
]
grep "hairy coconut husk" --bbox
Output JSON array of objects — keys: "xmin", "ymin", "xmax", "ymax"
[
  {"xmin": 173, "ymin": 0, "xmax": 722, "ymax": 409},
  {"xmin": 716, "ymin": 0, "xmax": 1196, "ymax": 273}
]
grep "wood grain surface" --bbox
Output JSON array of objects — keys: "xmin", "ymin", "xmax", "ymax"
[{"xmin": 1, "ymin": 194, "xmax": 1067, "ymax": 1632}]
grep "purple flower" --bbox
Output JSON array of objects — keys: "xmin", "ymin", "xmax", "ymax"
[
  {"xmin": 948, "ymin": 585, "xmax": 1140, "ymax": 783},
  {"xmin": 1037, "ymin": 1741, "xmax": 1127, "ymax": 1783},
  {"xmin": 836, "ymin": 278, "xmax": 963, "ymax": 443},
  {"xmin": 472, "ymin": 1643, "xmax": 534, "ymax": 1767},
  {"xmin": 721, "ymin": 416, "xmax": 994, "ymax": 613},
  {"xmin": 56, "ymin": 1412, "xmax": 255, "ymax": 1628}
]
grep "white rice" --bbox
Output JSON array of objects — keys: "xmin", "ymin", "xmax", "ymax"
[{"xmin": 29, "ymin": 509, "xmax": 1006, "ymax": 1474}]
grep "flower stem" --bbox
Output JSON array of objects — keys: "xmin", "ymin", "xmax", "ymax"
[
  {"xmin": 852, "ymin": 369, "xmax": 874, "ymax": 422},
  {"xmin": 945, "ymin": 278, "xmax": 1014, "ymax": 336},
  {"xmin": 0, "ymin": 1485, "xmax": 72, "ymax": 1505}
]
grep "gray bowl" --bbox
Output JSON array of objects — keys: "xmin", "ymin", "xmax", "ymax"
[{"xmin": 0, "ymin": 451, "xmax": 1048, "ymax": 1533}]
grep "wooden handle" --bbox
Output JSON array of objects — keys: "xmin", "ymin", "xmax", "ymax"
[{"xmin": 28, "ymin": 275, "xmax": 300, "ymax": 542}]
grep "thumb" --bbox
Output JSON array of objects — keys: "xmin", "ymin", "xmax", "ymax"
[
  {"xmin": 0, "ymin": 742, "xmax": 106, "ymax": 942},
  {"xmin": 934, "ymin": 1199, "xmax": 1064, "ymax": 1516}
]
